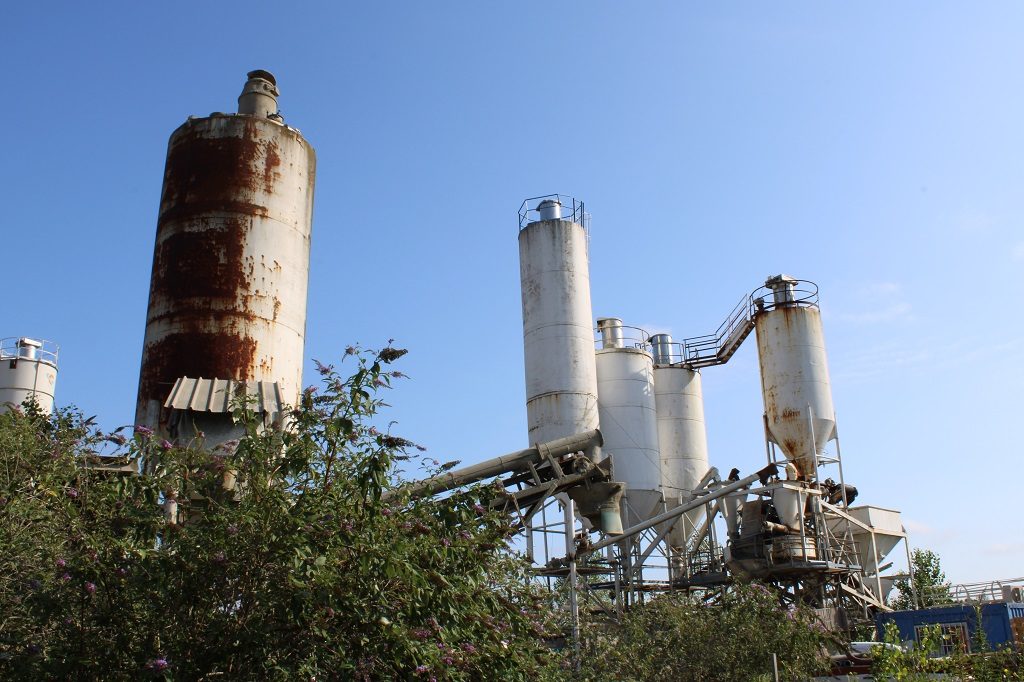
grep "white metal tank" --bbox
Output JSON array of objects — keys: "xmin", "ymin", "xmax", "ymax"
[
  {"xmin": 595, "ymin": 319, "xmax": 662, "ymax": 526},
  {"xmin": 135, "ymin": 70, "xmax": 316, "ymax": 436},
  {"xmin": 0, "ymin": 337, "xmax": 58, "ymax": 414},
  {"xmin": 518, "ymin": 196, "xmax": 600, "ymax": 447},
  {"xmin": 753, "ymin": 275, "xmax": 835, "ymax": 479},
  {"xmin": 650, "ymin": 334, "xmax": 709, "ymax": 547}
]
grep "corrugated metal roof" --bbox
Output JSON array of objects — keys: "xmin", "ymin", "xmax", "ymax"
[{"xmin": 163, "ymin": 377, "xmax": 284, "ymax": 415}]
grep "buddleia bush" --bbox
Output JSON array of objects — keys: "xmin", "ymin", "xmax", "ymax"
[
  {"xmin": 566, "ymin": 583, "xmax": 832, "ymax": 681},
  {"xmin": 0, "ymin": 346, "xmax": 558, "ymax": 681}
]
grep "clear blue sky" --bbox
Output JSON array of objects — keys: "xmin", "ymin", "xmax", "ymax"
[{"xmin": 4, "ymin": 2, "xmax": 1022, "ymax": 586}]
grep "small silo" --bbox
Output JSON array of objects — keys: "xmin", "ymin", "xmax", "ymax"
[
  {"xmin": 0, "ymin": 337, "xmax": 58, "ymax": 414},
  {"xmin": 753, "ymin": 275, "xmax": 835, "ymax": 479},
  {"xmin": 650, "ymin": 333, "xmax": 709, "ymax": 548},
  {"xmin": 135, "ymin": 70, "xmax": 316, "ymax": 445},
  {"xmin": 594, "ymin": 319, "xmax": 662, "ymax": 526},
  {"xmin": 518, "ymin": 196, "xmax": 600, "ymax": 447}
]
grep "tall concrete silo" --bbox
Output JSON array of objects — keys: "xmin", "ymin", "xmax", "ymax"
[
  {"xmin": 518, "ymin": 196, "xmax": 600, "ymax": 448},
  {"xmin": 650, "ymin": 333, "xmax": 709, "ymax": 548},
  {"xmin": 0, "ymin": 337, "xmax": 58, "ymax": 414},
  {"xmin": 135, "ymin": 70, "xmax": 316, "ymax": 446},
  {"xmin": 595, "ymin": 318, "xmax": 662, "ymax": 526},
  {"xmin": 753, "ymin": 275, "xmax": 835, "ymax": 479}
]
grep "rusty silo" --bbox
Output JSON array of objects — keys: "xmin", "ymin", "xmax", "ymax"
[{"xmin": 135, "ymin": 70, "xmax": 316, "ymax": 446}]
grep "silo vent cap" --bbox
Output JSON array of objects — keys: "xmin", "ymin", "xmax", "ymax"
[{"xmin": 246, "ymin": 69, "xmax": 277, "ymax": 86}]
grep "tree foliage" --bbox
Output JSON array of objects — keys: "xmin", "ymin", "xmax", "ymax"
[
  {"xmin": 890, "ymin": 548, "xmax": 952, "ymax": 610},
  {"xmin": 0, "ymin": 346, "xmax": 556, "ymax": 680},
  {"xmin": 564, "ymin": 583, "xmax": 832, "ymax": 681}
]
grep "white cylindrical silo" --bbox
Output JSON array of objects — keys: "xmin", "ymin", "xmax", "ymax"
[
  {"xmin": 519, "ymin": 198, "xmax": 600, "ymax": 447},
  {"xmin": 0, "ymin": 338, "xmax": 58, "ymax": 414},
  {"xmin": 595, "ymin": 320, "xmax": 662, "ymax": 526},
  {"xmin": 754, "ymin": 275, "xmax": 835, "ymax": 479},
  {"xmin": 651, "ymin": 334, "xmax": 709, "ymax": 549},
  {"xmin": 135, "ymin": 70, "xmax": 316, "ymax": 438}
]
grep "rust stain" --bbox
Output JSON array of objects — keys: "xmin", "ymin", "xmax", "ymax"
[
  {"xmin": 262, "ymin": 139, "xmax": 281, "ymax": 194},
  {"xmin": 138, "ymin": 331, "xmax": 257, "ymax": 406},
  {"xmin": 150, "ymin": 216, "xmax": 248, "ymax": 302},
  {"xmin": 159, "ymin": 120, "xmax": 268, "ymax": 222}
]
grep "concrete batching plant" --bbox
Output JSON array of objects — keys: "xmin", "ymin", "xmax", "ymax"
[{"xmin": 135, "ymin": 70, "xmax": 316, "ymax": 448}]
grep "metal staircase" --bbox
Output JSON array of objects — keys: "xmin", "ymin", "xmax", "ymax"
[{"xmin": 678, "ymin": 295, "xmax": 755, "ymax": 368}]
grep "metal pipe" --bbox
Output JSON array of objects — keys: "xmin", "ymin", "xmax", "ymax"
[
  {"xmin": 585, "ymin": 464, "xmax": 777, "ymax": 554},
  {"xmin": 386, "ymin": 429, "xmax": 603, "ymax": 501}
]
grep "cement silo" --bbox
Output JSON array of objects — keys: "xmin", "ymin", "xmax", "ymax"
[
  {"xmin": 753, "ymin": 275, "xmax": 834, "ymax": 479},
  {"xmin": 650, "ymin": 333, "xmax": 709, "ymax": 547},
  {"xmin": 135, "ymin": 70, "xmax": 316, "ymax": 444},
  {"xmin": 518, "ymin": 196, "xmax": 600, "ymax": 448},
  {"xmin": 595, "ymin": 319, "xmax": 662, "ymax": 526},
  {"xmin": 0, "ymin": 337, "xmax": 58, "ymax": 414}
]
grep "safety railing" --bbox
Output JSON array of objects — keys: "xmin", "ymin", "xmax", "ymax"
[
  {"xmin": 518, "ymin": 194, "xmax": 590, "ymax": 231},
  {"xmin": 593, "ymin": 323, "xmax": 649, "ymax": 352},
  {"xmin": 0, "ymin": 337, "xmax": 59, "ymax": 366},
  {"xmin": 749, "ymin": 279, "xmax": 819, "ymax": 313},
  {"xmin": 679, "ymin": 293, "xmax": 754, "ymax": 368}
]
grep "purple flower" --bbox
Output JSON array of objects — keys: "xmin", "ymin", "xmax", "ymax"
[
  {"xmin": 60, "ymin": 572, "xmax": 71, "ymax": 582},
  {"xmin": 458, "ymin": 531, "xmax": 471, "ymax": 541},
  {"xmin": 160, "ymin": 439, "xmax": 173, "ymax": 450},
  {"xmin": 442, "ymin": 656, "xmax": 454, "ymax": 666},
  {"xmin": 65, "ymin": 488, "xmax": 79, "ymax": 499},
  {"xmin": 473, "ymin": 503, "xmax": 486, "ymax": 514},
  {"xmin": 114, "ymin": 567, "xmax": 129, "ymax": 577},
  {"xmin": 55, "ymin": 558, "xmax": 67, "ymax": 568},
  {"xmin": 147, "ymin": 658, "xmax": 169, "ymax": 671},
  {"xmin": 84, "ymin": 582, "xmax": 96, "ymax": 595},
  {"xmin": 441, "ymin": 538, "xmax": 451, "ymax": 547},
  {"xmin": 415, "ymin": 665, "xmax": 428, "ymax": 675},
  {"xmin": 381, "ymin": 507, "xmax": 393, "ymax": 517},
  {"xmin": 226, "ymin": 524, "xmax": 239, "ymax": 536},
  {"xmin": 212, "ymin": 551, "xmax": 227, "ymax": 564},
  {"xmin": 345, "ymin": 346, "xmax": 357, "ymax": 356},
  {"xmin": 461, "ymin": 643, "xmax": 477, "ymax": 654},
  {"xmin": 135, "ymin": 425, "xmax": 154, "ymax": 437},
  {"xmin": 412, "ymin": 628, "xmax": 431, "ymax": 640}
]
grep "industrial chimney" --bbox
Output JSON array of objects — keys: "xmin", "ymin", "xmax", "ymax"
[{"xmin": 135, "ymin": 70, "xmax": 316, "ymax": 447}]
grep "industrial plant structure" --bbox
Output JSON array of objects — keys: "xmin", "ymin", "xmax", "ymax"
[
  {"xmin": 11, "ymin": 70, "xmax": 918, "ymax": 643},
  {"xmin": 134, "ymin": 70, "xmax": 316, "ymax": 450}
]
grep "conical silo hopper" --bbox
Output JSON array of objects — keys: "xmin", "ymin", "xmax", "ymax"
[{"xmin": 753, "ymin": 275, "xmax": 835, "ymax": 479}]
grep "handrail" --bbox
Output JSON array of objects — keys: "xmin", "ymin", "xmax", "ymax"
[
  {"xmin": 0, "ymin": 337, "xmax": 59, "ymax": 366},
  {"xmin": 593, "ymin": 324, "xmax": 649, "ymax": 352},
  {"xmin": 518, "ymin": 194, "xmax": 590, "ymax": 231}
]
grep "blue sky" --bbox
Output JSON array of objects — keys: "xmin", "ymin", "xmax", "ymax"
[{"xmin": 4, "ymin": 3, "xmax": 1022, "ymax": 585}]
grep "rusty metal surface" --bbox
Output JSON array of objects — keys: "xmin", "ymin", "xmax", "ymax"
[
  {"xmin": 754, "ymin": 305, "xmax": 835, "ymax": 478},
  {"xmin": 136, "ymin": 114, "xmax": 315, "ymax": 431}
]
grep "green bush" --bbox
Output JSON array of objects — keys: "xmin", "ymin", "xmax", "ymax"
[
  {"xmin": 564, "ymin": 583, "xmax": 832, "ymax": 681},
  {"xmin": 0, "ymin": 346, "xmax": 556, "ymax": 680}
]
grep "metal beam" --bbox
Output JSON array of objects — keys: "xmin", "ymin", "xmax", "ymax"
[{"xmin": 584, "ymin": 464, "xmax": 777, "ymax": 555}]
